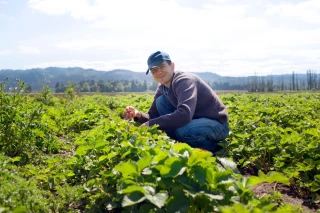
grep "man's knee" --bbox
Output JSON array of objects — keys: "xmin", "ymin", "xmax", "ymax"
[
  {"xmin": 175, "ymin": 126, "xmax": 218, "ymax": 152},
  {"xmin": 175, "ymin": 119, "xmax": 229, "ymax": 142},
  {"xmin": 175, "ymin": 125, "xmax": 202, "ymax": 142}
]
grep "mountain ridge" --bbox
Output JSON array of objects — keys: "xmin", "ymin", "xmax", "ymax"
[{"xmin": 0, "ymin": 67, "xmax": 310, "ymax": 91}]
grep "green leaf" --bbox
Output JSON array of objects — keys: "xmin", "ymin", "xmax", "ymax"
[
  {"xmin": 102, "ymin": 146, "xmax": 111, "ymax": 153},
  {"xmin": 160, "ymin": 157, "xmax": 186, "ymax": 178},
  {"xmin": 153, "ymin": 151, "xmax": 168, "ymax": 164},
  {"xmin": 137, "ymin": 156, "xmax": 153, "ymax": 173},
  {"xmin": 36, "ymin": 175, "xmax": 48, "ymax": 181},
  {"xmin": 12, "ymin": 206, "xmax": 27, "ymax": 213},
  {"xmin": 122, "ymin": 150, "xmax": 132, "ymax": 158},
  {"xmin": 217, "ymin": 157, "xmax": 239, "ymax": 173},
  {"xmin": 303, "ymin": 128, "xmax": 319, "ymax": 136},
  {"xmin": 98, "ymin": 155, "xmax": 108, "ymax": 162},
  {"xmin": 122, "ymin": 192, "xmax": 146, "ymax": 207},
  {"xmin": 105, "ymin": 133, "xmax": 114, "ymax": 139},
  {"xmin": 258, "ymin": 170, "xmax": 267, "ymax": 178},
  {"xmin": 121, "ymin": 185, "xmax": 146, "ymax": 194},
  {"xmin": 212, "ymin": 170, "xmax": 233, "ymax": 185},
  {"xmin": 158, "ymin": 177, "xmax": 174, "ymax": 189},
  {"xmin": 139, "ymin": 204, "xmax": 157, "ymax": 213},
  {"xmin": 311, "ymin": 175, "xmax": 320, "ymax": 192},
  {"xmin": 205, "ymin": 193, "xmax": 224, "ymax": 200},
  {"xmin": 184, "ymin": 190, "xmax": 224, "ymax": 200},
  {"xmin": 145, "ymin": 191, "xmax": 169, "ymax": 208},
  {"xmin": 0, "ymin": 207, "xmax": 8, "ymax": 213},
  {"xmin": 172, "ymin": 143, "xmax": 192, "ymax": 154},
  {"xmin": 107, "ymin": 152, "xmax": 117, "ymax": 159},
  {"xmin": 220, "ymin": 203, "xmax": 251, "ymax": 213},
  {"xmin": 114, "ymin": 162, "xmax": 138, "ymax": 177},
  {"xmin": 67, "ymin": 171, "xmax": 75, "ymax": 177},
  {"xmin": 94, "ymin": 141, "xmax": 106, "ymax": 149},
  {"xmin": 235, "ymin": 134, "xmax": 245, "ymax": 138},
  {"xmin": 12, "ymin": 156, "xmax": 21, "ymax": 162},
  {"xmin": 266, "ymin": 171, "xmax": 290, "ymax": 185},
  {"xmin": 246, "ymin": 176, "xmax": 264, "ymax": 188},
  {"xmin": 167, "ymin": 193, "xmax": 190, "ymax": 213},
  {"xmin": 193, "ymin": 166, "xmax": 213, "ymax": 186},
  {"xmin": 188, "ymin": 149, "xmax": 212, "ymax": 167},
  {"xmin": 76, "ymin": 145, "xmax": 91, "ymax": 155},
  {"xmin": 143, "ymin": 186, "xmax": 156, "ymax": 195}
]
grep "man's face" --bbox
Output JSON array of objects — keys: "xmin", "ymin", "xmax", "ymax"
[{"xmin": 150, "ymin": 61, "xmax": 175, "ymax": 87}]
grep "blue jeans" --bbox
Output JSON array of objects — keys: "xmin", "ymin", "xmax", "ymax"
[{"xmin": 156, "ymin": 95, "xmax": 229, "ymax": 153}]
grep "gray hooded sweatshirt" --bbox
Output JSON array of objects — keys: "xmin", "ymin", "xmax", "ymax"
[{"xmin": 135, "ymin": 71, "xmax": 228, "ymax": 130}]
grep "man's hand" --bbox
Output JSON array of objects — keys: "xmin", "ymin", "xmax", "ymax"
[{"xmin": 123, "ymin": 106, "xmax": 141, "ymax": 120}]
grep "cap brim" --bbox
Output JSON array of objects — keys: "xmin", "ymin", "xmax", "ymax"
[{"xmin": 146, "ymin": 60, "xmax": 163, "ymax": 75}]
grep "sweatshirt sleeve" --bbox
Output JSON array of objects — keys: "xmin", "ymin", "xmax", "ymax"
[
  {"xmin": 134, "ymin": 87, "xmax": 161, "ymax": 124},
  {"xmin": 148, "ymin": 77, "xmax": 197, "ymax": 130}
]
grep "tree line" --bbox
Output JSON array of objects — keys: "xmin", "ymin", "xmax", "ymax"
[
  {"xmin": 248, "ymin": 70, "xmax": 319, "ymax": 92},
  {"xmin": 3, "ymin": 70, "xmax": 318, "ymax": 93},
  {"xmin": 54, "ymin": 70, "xmax": 319, "ymax": 93},
  {"xmin": 55, "ymin": 79, "xmax": 159, "ymax": 93}
]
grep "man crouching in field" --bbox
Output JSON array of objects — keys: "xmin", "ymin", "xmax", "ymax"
[{"xmin": 124, "ymin": 51, "xmax": 229, "ymax": 153}]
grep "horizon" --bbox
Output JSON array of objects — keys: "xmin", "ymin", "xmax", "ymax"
[
  {"xmin": 0, "ymin": 66, "xmax": 314, "ymax": 78},
  {"xmin": 1, "ymin": 0, "xmax": 320, "ymax": 77}
]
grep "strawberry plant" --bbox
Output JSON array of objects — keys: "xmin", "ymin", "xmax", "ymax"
[{"xmin": 0, "ymin": 89, "xmax": 318, "ymax": 212}]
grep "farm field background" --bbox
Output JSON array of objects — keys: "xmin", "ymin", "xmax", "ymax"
[{"xmin": 0, "ymin": 85, "xmax": 319, "ymax": 212}]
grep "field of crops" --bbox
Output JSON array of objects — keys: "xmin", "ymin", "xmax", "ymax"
[{"xmin": 0, "ymin": 86, "xmax": 319, "ymax": 212}]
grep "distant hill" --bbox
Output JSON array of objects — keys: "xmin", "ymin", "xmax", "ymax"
[
  {"xmin": 0, "ymin": 67, "xmax": 152, "ymax": 90},
  {"xmin": 0, "ymin": 67, "xmax": 225, "ymax": 91},
  {"xmin": 0, "ymin": 67, "xmax": 311, "ymax": 91}
]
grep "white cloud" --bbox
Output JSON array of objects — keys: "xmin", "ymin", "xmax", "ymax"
[
  {"xmin": 18, "ymin": 46, "xmax": 41, "ymax": 54},
  {"xmin": 28, "ymin": 0, "xmax": 253, "ymax": 32},
  {"xmin": 56, "ymin": 39, "xmax": 154, "ymax": 51},
  {"xmin": 0, "ymin": 13, "xmax": 15, "ymax": 20},
  {"xmin": 29, "ymin": 0, "xmax": 84, "ymax": 16},
  {"xmin": 0, "ymin": 47, "xmax": 42, "ymax": 56},
  {"xmin": 52, "ymin": 2, "xmax": 267, "ymax": 53},
  {"xmin": 18, "ymin": 0, "xmax": 320, "ymax": 76},
  {"xmin": 190, "ymin": 59, "xmax": 311, "ymax": 76},
  {"xmin": 0, "ymin": 49, "xmax": 13, "ymax": 55},
  {"xmin": 25, "ymin": 58, "xmax": 145, "ymax": 71},
  {"xmin": 265, "ymin": 0, "xmax": 320, "ymax": 24}
]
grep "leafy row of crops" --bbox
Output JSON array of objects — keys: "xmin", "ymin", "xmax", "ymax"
[
  {"xmin": 222, "ymin": 93, "xmax": 320, "ymax": 201},
  {"xmin": 0, "ymin": 83, "xmax": 319, "ymax": 212}
]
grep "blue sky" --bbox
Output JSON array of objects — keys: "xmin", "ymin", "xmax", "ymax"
[{"xmin": 0, "ymin": 0, "xmax": 319, "ymax": 76}]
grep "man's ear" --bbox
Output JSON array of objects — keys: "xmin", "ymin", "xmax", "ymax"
[{"xmin": 171, "ymin": 62, "xmax": 175, "ymax": 70}]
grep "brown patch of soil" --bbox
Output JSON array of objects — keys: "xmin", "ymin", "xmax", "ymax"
[
  {"xmin": 55, "ymin": 136, "xmax": 75, "ymax": 158},
  {"xmin": 251, "ymin": 182, "xmax": 319, "ymax": 213},
  {"xmin": 238, "ymin": 165, "xmax": 258, "ymax": 176},
  {"xmin": 238, "ymin": 167, "xmax": 319, "ymax": 212},
  {"xmin": 57, "ymin": 149, "xmax": 74, "ymax": 158}
]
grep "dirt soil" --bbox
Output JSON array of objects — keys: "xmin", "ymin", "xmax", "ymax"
[
  {"xmin": 238, "ymin": 167, "xmax": 319, "ymax": 213},
  {"xmin": 251, "ymin": 182, "xmax": 319, "ymax": 213}
]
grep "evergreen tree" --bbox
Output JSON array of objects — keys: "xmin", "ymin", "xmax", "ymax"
[
  {"xmin": 143, "ymin": 80, "xmax": 148, "ymax": 91},
  {"xmin": 25, "ymin": 84, "xmax": 32, "ymax": 93},
  {"xmin": 131, "ymin": 80, "xmax": 137, "ymax": 92}
]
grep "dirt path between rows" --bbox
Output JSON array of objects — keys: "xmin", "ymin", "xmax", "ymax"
[{"xmin": 251, "ymin": 182, "xmax": 318, "ymax": 212}]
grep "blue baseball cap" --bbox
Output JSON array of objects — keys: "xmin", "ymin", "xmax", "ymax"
[{"xmin": 146, "ymin": 51, "xmax": 171, "ymax": 75}]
